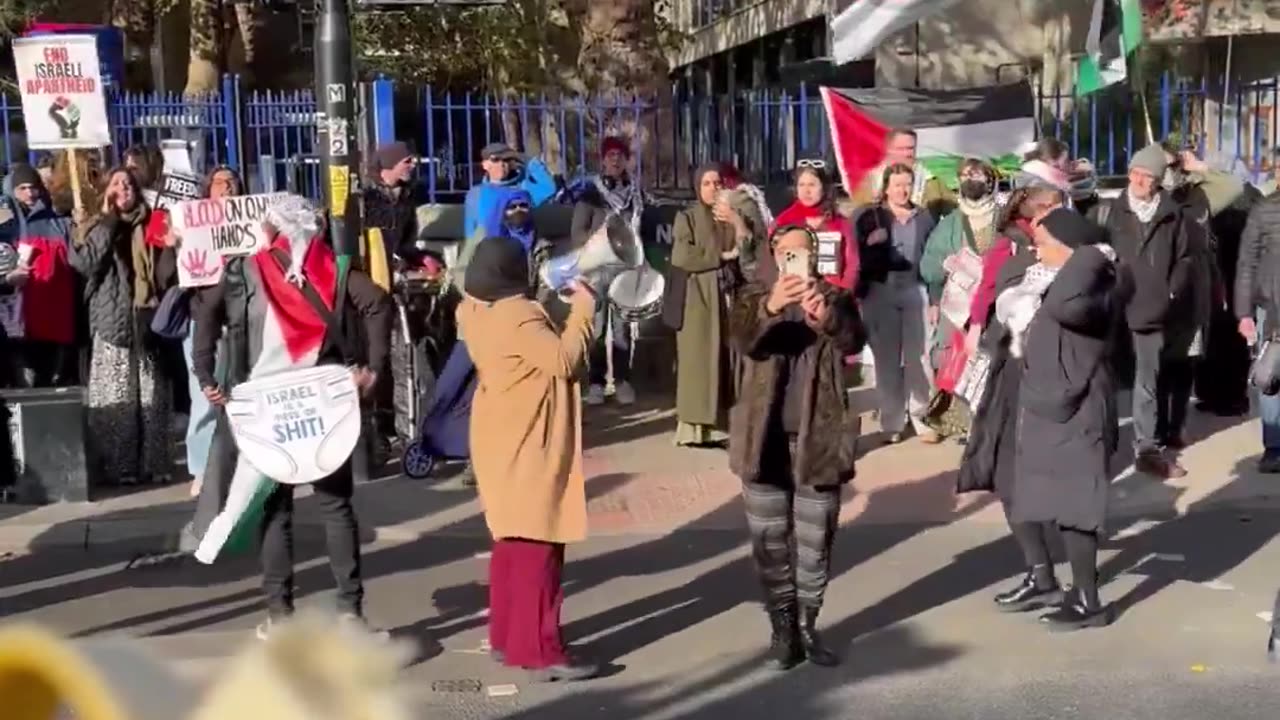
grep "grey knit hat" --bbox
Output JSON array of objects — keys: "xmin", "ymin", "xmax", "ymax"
[{"xmin": 1129, "ymin": 143, "xmax": 1169, "ymax": 178}]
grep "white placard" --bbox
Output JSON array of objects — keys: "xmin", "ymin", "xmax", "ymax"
[
  {"xmin": 226, "ymin": 365, "xmax": 362, "ymax": 485},
  {"xmin": 172, "ymin": 193, "xmax": 286, "ymax": 288},
  {"xmin": 11, "ymin": 35, "xmax": 110, "ymax": 150}
]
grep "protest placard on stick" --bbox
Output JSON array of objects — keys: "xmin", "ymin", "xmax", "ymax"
[
  {"xmin": 173, "ymin": 192, "xmax": 286, "ymax": 288},
  {"xmin": 11, "ymin": 35, "xmax": 110, "ymax": 150}
]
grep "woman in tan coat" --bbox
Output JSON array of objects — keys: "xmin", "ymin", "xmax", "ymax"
[{"xmin": 457, "ymin": 234, "xmax": 599, "ymax": 682}]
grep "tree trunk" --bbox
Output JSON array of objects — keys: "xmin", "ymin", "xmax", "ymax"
[
  {"xmin": 184, "ymin": 0, "xmax": 223, "ymax": 96},
  {"xmin": 231, "ymin": 0, "xmax": 264, "ymax": 89},
  {"xmin": 110, "ymin": 0, "xmax": 157, "ymax": 91}
]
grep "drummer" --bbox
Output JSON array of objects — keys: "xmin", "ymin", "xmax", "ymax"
[
  {"xmin": 570, "ymin": 136, "xmax": 645, "ymax": 406},
  {"xmin": 192, "ymin": 195, "xmax": 393, "ymax": 640}
]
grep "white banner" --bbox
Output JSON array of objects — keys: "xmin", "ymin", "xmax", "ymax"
[
  {"xmin": 11, "ymin": 35, "xmax": 110, "ymax": 150},
  {"xmin": 226, "ymin": 365, "xmax": 363, "ymax": 485},
  {"xmin": 172, "ymin": 192, "xmax": 286, "ymax": 288},
  {"xmin": 831, "ymin": 0, "xmax": 963, "ymax": 65}
]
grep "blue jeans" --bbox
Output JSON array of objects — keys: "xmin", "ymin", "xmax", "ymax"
[
  {"xmin": 183, "ymin": 324, "xmax": 218, "ymax": 477},
  {"xmin": 1261, "ymin": 391, "xmax": 1280, "ymax": 459}
]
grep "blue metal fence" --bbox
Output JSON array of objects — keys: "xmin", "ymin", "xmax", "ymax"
[{"xmin": 2, "ymin": 72, "xmax": 1279, "ymax": 205}]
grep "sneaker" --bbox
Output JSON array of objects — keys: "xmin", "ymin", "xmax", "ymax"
[
  {"xmin": 584, "ymin": 385, "xmax": 606, "ymax": 406},
  {"xmin": 256, "ymin": 615, "xmax": 287, "ymax": 640},
  {"xmin": 613, "ymin": 382, "xmax": 636, "ymax": 406},
  {"xmin": 1135, "ymin": 452, "xmax": 1187, "ymax": 479},
  {"xmin": 1259, "ymin": 455, "xmax": 1280, "ymax": 474},
  {"xmin": 339, "ymin": 612, "xmax": 390, "ymax": 640}
]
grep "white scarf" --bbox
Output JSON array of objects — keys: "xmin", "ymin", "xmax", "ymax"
[
  {"xmin": 1127, "ymin": 189, "xmax": 1160, "ymax": 224},
  {"xmin": 592, "ymin": 174, "xmax": 644, "ymax": 266},
  {"xmin": 957, "ymin": 194, "xmax": 997, "ymax": 235},
  {"xmin": 996, "ymin": 244, "xmax": 1118, "ymax": 358}
]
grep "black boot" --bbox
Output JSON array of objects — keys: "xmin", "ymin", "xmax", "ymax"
[
  {"xmin": 994, "ymin": 567, "xmax": 1062, "ymax": 613},
  {"xmin": 765, "ymin": 605, "xmax": 803, "ymax": 671},
  {"xmin": 799, "ymin": 606, "xmax": 839, "ymax": 667},
  {"xmin": 1040, "ymin": 587, "xmax": 1112, "ymax": 631}
]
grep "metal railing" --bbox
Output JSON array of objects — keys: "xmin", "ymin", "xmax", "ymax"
[{"xmin": 1, "ymin": 72, "xmax": 1277, "ymax": 204}]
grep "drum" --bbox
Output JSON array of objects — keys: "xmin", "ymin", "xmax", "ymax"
[{"xmin": 608, "ymin": 265, "xmax": 665, "ymax": 322}]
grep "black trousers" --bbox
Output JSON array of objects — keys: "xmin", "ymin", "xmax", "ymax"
[
  {"xmin": 260, "ymin": 460, "xmax": 363, "ymax": 618},
  {"xmin": 14, "ymin": 340, "xmax": 75, "ymax": 388}
]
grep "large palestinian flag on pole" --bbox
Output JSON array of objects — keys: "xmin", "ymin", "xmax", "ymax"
[
  {"xmin": 831, "ymin": 0, "xmax": 964, "ymax": 65},
  {"xmin": 820, "ymin": 82, "xmax": 1037, "ymax": 192},
  {"xmin": 1076, "ymin": 0, "xmax": 1143, "ymax": 96}
]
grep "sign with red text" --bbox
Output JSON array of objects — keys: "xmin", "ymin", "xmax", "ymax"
[
  {"xmin": 173, "ymin": 193, "xmax": 286, "ymax": 288},
  {"xmin": 11, "ymin": 35, "xmax": 110, "ymax": 150}
]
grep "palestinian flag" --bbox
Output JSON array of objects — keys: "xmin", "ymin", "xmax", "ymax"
[
  {"xmin": 1076, "ymin": 0, "xmax": 1143, "ymax": 96},
  {"xmin": 820, "ymin": 82, "xmax": 1037, "ymax": 193},
  {"xmin": 188, "ymin": 235, "xmax": 341, "ymax": 565},
  {"xmin": 831, "ymin": 0, "xmax": 964, "ymax": 65}
]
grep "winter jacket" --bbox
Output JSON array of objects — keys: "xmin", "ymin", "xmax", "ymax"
[
  {"xmin": 1091, "ymin": 193, "xmax": 1193, "ymax": 333},
  {"xmin": 70, "ymin": 212, "xmax": 177, "ymax": 347},
  {"xmin": 851, "ymin": 204, "xmax": 936, "ymax": 297},
  {"xmin": 919, "ymin": 208, "xmax": 999, "ymax": 305},
  {"xmin": 727, "ymin": 280, "xmax": 864, "ymax": 488},
  {"xmin": 0, "ymin": 193, "xmax": 77, "ymax": 344},
  {"xmin": 1235, "ymin": 192, "xmax": 1280, "ymax": 327},
  {"xmin": 363, "ymin": 180, "xmax": 419, "ymax": 287},
  {"xmin": 462, "ymin": 158, "xmax": 557, "ymax": 242}
]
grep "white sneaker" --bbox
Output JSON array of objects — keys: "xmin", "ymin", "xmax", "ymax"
[
  {"xmin": 585, "ymin": 385, "xmax": 606, "ymax": 405},
  {"xmin": 613, "ymin": 382, "xmax": 636, "ymax": 406},
  {"xmin": 339, "ymin": 612, "xmax": 390, "ymax": 641}
]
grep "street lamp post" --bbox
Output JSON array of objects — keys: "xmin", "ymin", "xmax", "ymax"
[{"xmin": 314, "ymin": 0, "xmax": 360, "ymax": 271}]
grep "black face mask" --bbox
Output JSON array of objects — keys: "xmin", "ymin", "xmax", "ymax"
[
  {"xmin": 959, "ymin": 179, "xmax": 991, "ymax": 201},
  {"xmin": 504, "ymin": 209, "xmax": 530, "ymax": 227}
]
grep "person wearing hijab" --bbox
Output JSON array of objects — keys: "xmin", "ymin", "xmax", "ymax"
[
  {"xmin": 670, "ymin": 165, "xmax": 747, "ymax": 447},
  {"xmin": 957, "ymin": 181, "xmax": 1068, "ymax": 613},
  {"xmin": 729, "ymin": 225, "xmax": 864, "ymax": 670},
  {"xmin": 191, "ymin": 194, "xmax": 392, "ymax": 639},
  {"xmin": 1008, "ymin": 207, "xmax": 1120, "ymax": 630},
  {"xmin": 772, "ymin": 157, "xmax": 858, "ymax": 294},
  {"xmin": 458, "ymin": 235, "xmax": 600, "ymax": 682},
  {"xmin": 70, "ymin": 166, "xmax": 176, "ymax": 485}
]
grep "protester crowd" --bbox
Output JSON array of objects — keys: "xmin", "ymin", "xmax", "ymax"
[{"xmin": 4, "ymin": 127, "xmax": 1280, "ymax": 681}]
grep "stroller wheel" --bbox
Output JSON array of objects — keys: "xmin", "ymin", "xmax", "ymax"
[{"xmin": 402, "ymin": 441, "xmax": 435, "ymax": 479}]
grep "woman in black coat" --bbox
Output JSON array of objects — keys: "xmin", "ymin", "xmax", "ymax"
[{"xmin": 1012, "ymin": 208, "xmax": 1120, "ymax": 630}]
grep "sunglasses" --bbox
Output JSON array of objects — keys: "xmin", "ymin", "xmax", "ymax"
[
  {"xmin": 506, "ymin": 202, "xmax": 531, "ymax": 211},
  {"xmin": 797, "ymin": 159, "xmax": 827, "ymax": 169}
]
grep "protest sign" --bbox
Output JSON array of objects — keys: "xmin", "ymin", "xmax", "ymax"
[
  {"xmin": 11, "ymin": 35, "xmax": 110, "ymax": 149},
  {"xmin": 153, "ymin": 171, "xmax": 201, "ymax": 212},
  {"xmin": 173, "ymin": 192, "xmax": 285, "ymax": 287},
  {"xmin": 226, "ymin": 365, "xmax": 362, "ymax": 485}
]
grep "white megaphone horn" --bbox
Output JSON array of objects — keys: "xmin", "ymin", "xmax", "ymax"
[{"xmin": 540, "ymin": 219, "xmax": 642, "ymax": 291}]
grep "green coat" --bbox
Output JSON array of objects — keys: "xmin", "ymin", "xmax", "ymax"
[
  {"xmin": 920, "ymin": 210, "xmax": 996, "ymax": 304},
  {"xmin": 672, "ymin": 206, "xmax": 736, "ymax": 428}
]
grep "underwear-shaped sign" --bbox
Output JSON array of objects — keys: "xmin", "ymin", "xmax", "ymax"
[{"xmin": 226, "ymin": 365, "xmax": 362, "ymax": 485}]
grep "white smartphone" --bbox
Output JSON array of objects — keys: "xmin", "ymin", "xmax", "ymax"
[{"xmin": 781, "ymin": 248, "xmax": 811, "ymax": 278}]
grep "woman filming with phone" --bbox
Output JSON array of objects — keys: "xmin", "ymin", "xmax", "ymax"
[{"xmin": 728, "ymin": 224, "xmax": 864, "ymax": 670}]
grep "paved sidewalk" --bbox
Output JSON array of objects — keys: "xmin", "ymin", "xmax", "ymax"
[{"xmin": 0, "ymin": 388, "xmax": 1273, "ymax": 552}]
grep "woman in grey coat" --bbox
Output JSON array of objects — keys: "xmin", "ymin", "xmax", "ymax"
[{"xmin": 1009, "ymin": 208, "xmax": 1120, "ymax": 630}]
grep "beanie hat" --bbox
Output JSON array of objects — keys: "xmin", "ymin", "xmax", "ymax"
[
  {"xmin": 374, "ymin": 142, "xmax": 412, "ymax": 172},
  {"xmin": 601, "ymin": 136, "xmax": 631, "ymax": 158},
  {"xmin": 1038, "ymin": 207, "xmax": 1103, "ymax": 249},
  {"xmin": 1013, "ymin": 159, "xmax": 1069, "ymax": 191},
  {"xmin": 1129, "ymin": 143, "xmax": 1169, "ymax": 178},
  {"xmin": 8, "ymin": 163, "xmax": 42, "ymax": 191}
]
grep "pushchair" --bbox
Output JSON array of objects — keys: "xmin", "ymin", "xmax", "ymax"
[{"xmin": 389, "ymin": 248, "xmax": 461, "ymax": 477}]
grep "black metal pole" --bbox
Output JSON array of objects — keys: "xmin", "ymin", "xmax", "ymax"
[{"xmin": 314, "ymin": 0, "xmax": 360, "ymax": 262}]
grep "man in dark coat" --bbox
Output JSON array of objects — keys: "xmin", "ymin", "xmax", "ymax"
[
  {"xmin": 1235, "ymin": 187, "xmax": 1280, "ymax": 472},
  {"xmin": 1091, "ymin": 144, "xmax": 1194, "ymax": 479},
  {"xmin": 1013, "ymin": 208, "xmax": 1119, "ymax": 631}
]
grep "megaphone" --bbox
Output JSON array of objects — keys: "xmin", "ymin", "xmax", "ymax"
[{"xmin": 540, "ymin": 215, "xmax": 642, "ymax": 291}]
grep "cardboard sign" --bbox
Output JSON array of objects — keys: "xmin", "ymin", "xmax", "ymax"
[
  {"xmin": 11, "ymin": 35, "xmax": 110, "ymax": 150},
  {"xmin": 226, "ymin": 365, "xmax": 362, "ymax": 485},
  {"xmin": 173, "ymin": 192, "xmax": 286, "ymax": 287},
  {"xmin": 154, "ymin": 172, "xmax": 201, "ymax": 212}
]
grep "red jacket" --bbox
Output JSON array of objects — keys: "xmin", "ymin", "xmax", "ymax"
[
  {"xmin": 771, "ymin": 204, "xmax": 860, "ymax": 293},
  {"xmin": 0, "ymin": 197, "xmax": 77, "ymax": 344}
]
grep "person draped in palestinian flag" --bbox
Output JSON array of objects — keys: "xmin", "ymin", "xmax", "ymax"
[
  {"xmin": 187, "ymin": 194, "xmax": 394, "ymax": 640},
  {"xmin": 848, "ymin": 128, "xmax": 955, "ymax": 218}
]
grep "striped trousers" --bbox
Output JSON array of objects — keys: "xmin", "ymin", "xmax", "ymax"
[{"xmin": 743, "ymin": 480, "xmax": 841, "ymax": 610}]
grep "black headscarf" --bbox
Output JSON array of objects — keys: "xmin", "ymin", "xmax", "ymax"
[{"xmin": 465, "ymin": 235, "xmax": 531, "ymax": 302}]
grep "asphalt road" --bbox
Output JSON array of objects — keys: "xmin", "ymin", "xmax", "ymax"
[{"xmin": 4, "ymin": 507, "xmax": 1280, "ymax": 719}]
